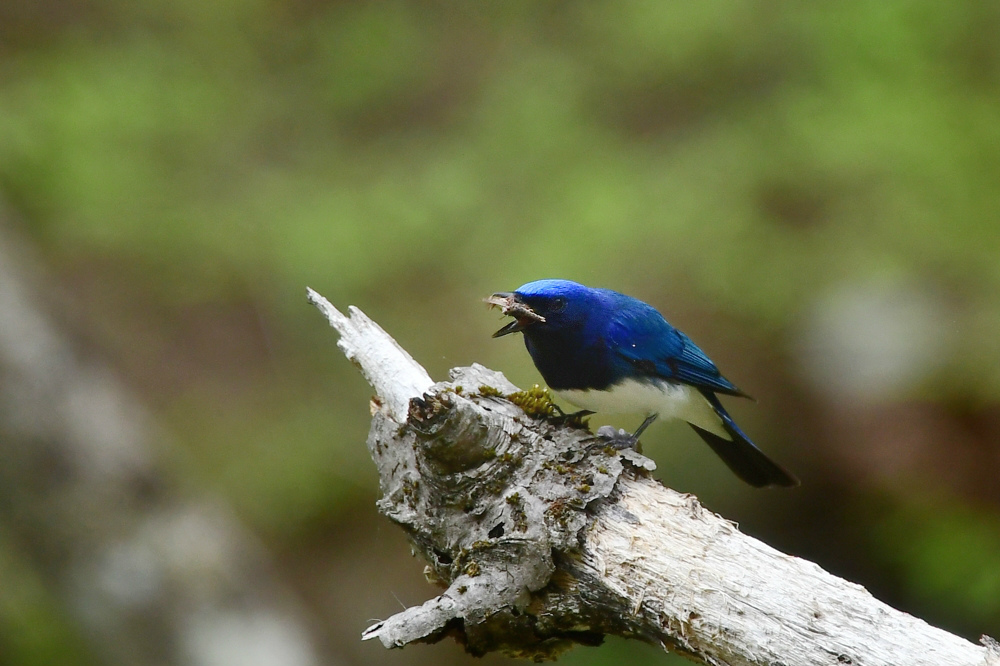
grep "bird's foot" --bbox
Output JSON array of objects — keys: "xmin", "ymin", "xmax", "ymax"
[
  {"xmin": 597, "ymin": 425, "xmax": 639, "ymax": 450},
  {"xmin": 596, "ymin": 414, "xmax": 657, "ymax": 451},
  {"xmin": 549, "ymin": 405, "xmax": 594, "ymax": 429}
]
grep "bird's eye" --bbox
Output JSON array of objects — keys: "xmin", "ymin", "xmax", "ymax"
[{"xmin": 551, "ymin": 297, "xmax": 567, "ymax": 313}]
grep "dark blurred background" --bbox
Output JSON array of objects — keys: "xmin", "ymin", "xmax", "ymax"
[{"xmin": 2, "ymin": 2, "xmax": 1000, "ymax": 665}]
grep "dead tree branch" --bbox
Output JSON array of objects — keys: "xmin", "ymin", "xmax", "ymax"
[{"xmin": 308, "ymin": 287, "xmax": 999, "ymax": 666}]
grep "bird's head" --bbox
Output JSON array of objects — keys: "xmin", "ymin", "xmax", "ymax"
[{"xmin": 486, "ymin": 279, "xmax": 596, "ymax": 338}]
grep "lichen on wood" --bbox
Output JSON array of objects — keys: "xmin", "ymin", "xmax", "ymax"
[{"xmin": 361, "ymin": 363, "xmax": 656, "ymax": 659}]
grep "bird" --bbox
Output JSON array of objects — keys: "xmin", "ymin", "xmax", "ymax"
[{"xmin": 486, "ymin": 279, "xmax": 797, "ymax": 488}]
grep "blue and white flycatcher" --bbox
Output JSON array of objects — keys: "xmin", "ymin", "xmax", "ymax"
[{"xmin": 487, "ymin": 279, "xmax": 797, "ymax": 488}]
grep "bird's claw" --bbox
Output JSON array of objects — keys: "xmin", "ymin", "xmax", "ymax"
[
  {"xmin": 549, "ymin": 405, "xmax": 593, "ymax": 428},
  {"xmin": 597, "ymin": 425, "xmax": 639, "ymax": 450}
]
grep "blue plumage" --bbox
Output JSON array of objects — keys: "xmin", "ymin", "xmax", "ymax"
[{"xmin": 488, "ymin": 279, "xmax": 797, "ymax": 488}]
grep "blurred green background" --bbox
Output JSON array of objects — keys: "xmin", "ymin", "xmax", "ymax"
[{"xmin": 2, "ymin": 1, "xmax": 1000, "ymax": 664}]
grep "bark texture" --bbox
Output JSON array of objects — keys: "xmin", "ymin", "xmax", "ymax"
[{"xmin": 308, "ymin": 288, "xmax": 1000, "ymax": 666}]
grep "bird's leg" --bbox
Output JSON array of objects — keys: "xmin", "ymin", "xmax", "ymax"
[
  {"xmin": 597, "ymin": 414, "xmax": 658, "ymax": 450},
  {"xmin": 632, "ymin": 414, "xmax": 658, "ymax": 439}
]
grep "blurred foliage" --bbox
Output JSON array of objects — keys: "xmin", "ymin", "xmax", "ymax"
[
  {"xmin": 0, "ymin": 528, "xmax": 96, "ymax": 666},
  {"xmin": 2, "ymin": 1, "xmax": 1000, "ymax": 664},
  {"xmin": 870, "ymin": 492, "xmax": 1000, "ymax": 634}
]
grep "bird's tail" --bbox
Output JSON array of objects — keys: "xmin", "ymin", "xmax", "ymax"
[{"xmin": 690, "ymin": 390, "xmax": 798, "ymax": 488}]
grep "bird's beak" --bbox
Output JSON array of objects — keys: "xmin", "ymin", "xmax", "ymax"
[{"xmin": 484, "ymin": 292, "xmax": 546, "ymax": 338}]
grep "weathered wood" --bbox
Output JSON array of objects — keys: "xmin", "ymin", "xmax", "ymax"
[
  {"xmin": 309, "ymin": 288, "xmax": 999, "ymax": 665},
  {"xmin": 306, "ymin": 287, "xmax": 432, "ymax": 422}
]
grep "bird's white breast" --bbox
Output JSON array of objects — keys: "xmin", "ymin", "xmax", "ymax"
[{"xmin": 556, "ymin": 378, "xmax": 728, "ymax": 438}]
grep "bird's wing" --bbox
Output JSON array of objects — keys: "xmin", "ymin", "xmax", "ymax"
[{"xmin": 607, "ymin": 307, "xmax": 747, "ymax": 397}]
